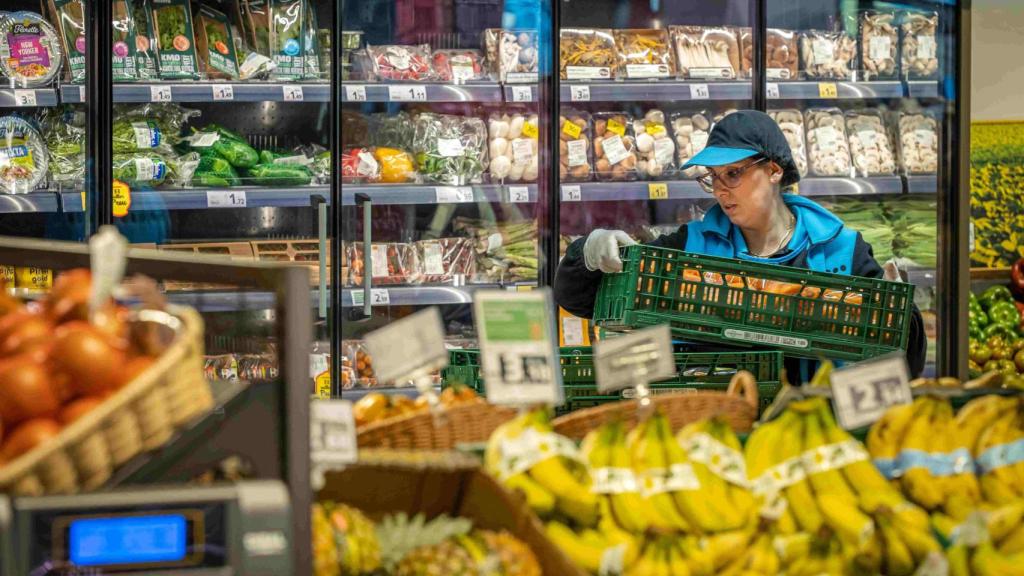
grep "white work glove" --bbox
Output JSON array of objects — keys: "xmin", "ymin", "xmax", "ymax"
[
  {"xmin": 583, "ymin": 229, "xmax": 637, "ymax": 273},
  {"xmin": 882, "ymin": 259, "xmax": 903, "ymax": 282}
]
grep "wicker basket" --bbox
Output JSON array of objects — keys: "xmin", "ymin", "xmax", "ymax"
[
  {"xmin": 551, "ymin": 371, "xmax": 760, "ymax": 440},
  {"xmin": 0, "ymin": 306, "xmax": 213, "ymax": 496},
  {"xmin": 356, "ymin": 400, "xmax": 518, "ymax": 450}
]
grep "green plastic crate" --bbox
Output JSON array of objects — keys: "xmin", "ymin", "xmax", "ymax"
[{"xmin": 593, "ymin": 245, "xmax": 915, "ymax": 362}]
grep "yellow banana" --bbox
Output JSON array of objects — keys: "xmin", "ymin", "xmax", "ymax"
[
  {"xmin": 698, "ymin": 529, "xmax": 752, "ymax": 572},
  {"xmin": 676, "ymin": 420, "xmax": 746, "ymax": 532},
  {"xmin": 592, "ymin": 421, "xmax": 657, "ymax": 534},
  {"xmin": 747, "ymin": 532, "xmax": 779, "ymax": 574},
  {"xmin": 934, "ymin": 398, "xmax": 983, "ymax": 514},
  {"xmin": 878, "ymin": 515, "xmax": 916, "ymax": 576},
  {"xmin": 628, "ymin": 415, "xmax": 693, "ymax": 533},
  {"xmin": 772, "ymin": 410, "xmax": 823, "ymax": 533},
  {"xmin": 816, "ymin": 492, "xmax": 875, "ymax": 548},
  {"xmin": 891, "ymin": 512, "xmax": 941, "ymax": 564},
  {"xmin": 899, "ymin": 397, "xmax": 947, "ymax": 511},
  {"xmin": 971, "ymin": 539, "xmax": 1023, "ymax": 576},
  {"xmin": 664, "ymin": 538, "xmax": 692, "ymax": 576},
  {"xmin": 988, "ymin": 500, "xmax": 1024, "ymax": 544},
  {"xmin": 998, "ymin": 523, "xmax": 1024, "ymax": 555},
  {"xmin": 772, "ymin": 532, "xmax": 811, "ymax": 565},
  {"xmin": 545, "ymin": 520, "xmax": 604, "ymax": 573},
  {"xmin": 955, "ymin": 395, "xmax": 1018, "ymax": 453},
  {"xmin": 867, "ymin": 401, "xmax": 917, "ymax": 460},
  {"xmin": 976, "ymin": 410, "xmax": 1024, "ymax": 506},
  {"xmin": 529, "ymin": 456, "xmax": 599, "ymax": 527},
  {"xmin": 659, "ymin": 416, "xmax": 734, "ymax": 533},
  {"xmin": 704, "ymin": 417, "xmax": 756, "ymax": 522},
  {"xmin": 504, "ymin": 472, "xmax": 556, "ymax": 517},
  {"xmin": 802, "ymin": 404, "xmax": 858, "ymax": 505},
  {"xmin": 947, "ymin": 544, "xmax": 972, "ymax": 576}
]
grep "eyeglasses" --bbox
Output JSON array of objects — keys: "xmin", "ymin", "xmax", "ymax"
[{"xmin": 695, "ymin": 157, "xmax": 769, "ymax": 193}]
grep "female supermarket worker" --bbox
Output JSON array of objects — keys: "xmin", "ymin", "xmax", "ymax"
[{"xmin": 554, "ymin": 110, "xmax": 927, "ymax": 381}]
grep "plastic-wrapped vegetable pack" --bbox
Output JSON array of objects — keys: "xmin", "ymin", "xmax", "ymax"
[
  {"xmin": 39, "ymin": 106, "xmax": 85, "ymax": 187},
  {"xmin": 366, "ymin": 44, "xmax": 434, "ymax": 81},
  {"xmin": 112, "ymin": 103, "xmax": 198, "ymax": 155},
  {"xmin": 559, "ymin": 28, "xmax": 616, "ymax": 80},
  {"xmin": 112, "ymin": 152, "xmax": 172, "ymax": 188},
  {"xmin": 487, "ymin": 111, "xmax": 539, "ymax": 183},
  {"xmin": 901, "ymin": 11, "xmax": 939, "ymax": 79},
  {"xmin": 0, "ymin": 11, "xmax": 64, "ymax": 88},
  {"xmin": 431, "ymin": 49, "xmax": 486, "ymax": 83},
  {"xmin": 633, "ymin": 109, "xmax": 676, "ymax": 180},
  {"xmin": 845, "ymin": 109, "xmax": 897, "ymax": 176},
  {"xmin": 559, "ymin": 110, "xmax": 592, "ymax": 182},
  {"xmin": 898, "ymin": 111, "xmax": 939, "ymax": 174},
  {"xmin": 739, "ymin": 28, "xmax": 798, "ymax": 80},
  {"xmin": 0, "ymin": 115, "xmax": 48, "ymax": 194},
  {"xmin": 341, "ymin": 147, "xmax": 380, "ymax": 183},
  {"xmin": 859, "ymin": 10, "xmax": 899, "ymax": 80},
  {"xmin": 669, "ymin": 26, "xmax": 740, "ymax": 80},
  {"xmin": 482, "ymin": 29, "xmax": 538, "ymax": 82},
  {"xmin": 368, "ymin": 111, "xmax": 415, "ymax": 150},
  {"xmin": 346, "ymin": 242, "xmax": 422, "ymax": 286},
  {"xmin": 799, "ymin": 30, "xmax": 856, "ymax": 80},
  {"xmin": 671, "ymin": 110, "xmax": 712, "ymax": 178},
  {"xmin": 804, "ymin": 108, "xmax": 853, "ymax": 177},
  {"xmin": 592, "ymin": 112, "xmax": 638, "ymax": 181},
  {"xmin": 614, "ymin": 29, "xmax": 674, "ymax": 79},
  {"xmin": 186, "ymin": 123, "xmax": 259, "ymax": 169},
  {"xmin": 411, "ymin": 113, "xmax": 487, "ymax": 186},
  {"xmin": 416, "ymin": 238, "xmax": 475, "ymax": 284}
]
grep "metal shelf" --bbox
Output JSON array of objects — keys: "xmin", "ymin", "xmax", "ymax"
[
  {"xmin": 0, "ymin": 192, "xmax": 60, "ymax": 213},
  {"xmin": 60, "ymin": 187, "xmax": 329, "ymax": 213},
  {"xmin": 561, "ymin": 180, "xmax": 705, "ymax": 202},
  {"xmin": 0, "ymin": 88, "xmax": 58, "ymax": 107},
  {"xmin": 906, "ymin": 267, "xmax": 937, "ymax": 287},
  {"xmin": 342, "ymin": 183, "xmax": 536, "ymax": 206},
  {"xmin": 771, "ymin": 80, "xmax": 904, "ymax": 100},
  {"xmin": 906, "ymin": 175, "xmax": 938, "ymax": 194},
  {"xmin": 165, "ymin": 289, "xmax": 321, "ymax": 312},
  {"xmin": 797, "ymin": 176, "xmax": 904, "ymax": 197},
  {"xmin": 561, "ymin": 80, "xmax": 751, "ymax": 102},
  {"xmin": 341, "ymin": 82, "xmax": 504, "ymax": 103},
  {"xmin": 342, "ymin": 283, "xmax": 531, "ymax": 307},
  {"xmin": 907, "ymin": 81, "xmax": 941, "ymax": 99},
  {"xmin": 61, "ymin": 82, "xmax": 330, "ymax": 103},
  {"xmin": 340, "ymin": 386, "xmax": 425, "ymax": 401}
]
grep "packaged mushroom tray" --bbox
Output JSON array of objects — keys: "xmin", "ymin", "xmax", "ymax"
[
  {"xmin": 487, "ymin": 110, "xmax": 539, "ymax": 183},
  {"xmin": 799, "ymin": 30, "xmax": 856, "ymax": 80},
  {"xmin": 671, "ymin": 111, "xmax": 712, "ymax": 178},
  {"xmin": 768, "ymin": 109, "xmax": 808, "ymax": 178},
  {"xmin": 483, "ymin": 29, "xmax": 538, "ymax": 83},
  {"xmin": 669, "ymin": 26, "xmax": 741, "ymax": 80},
  {"xmin": 558, "ymin": 110, "xmax": 592, "ymax": 182},
  {"xmin": 859, "ymin": 11, "xmax": 899, "ymax": 80},
  {"xmin": 633, "ymin": 109, "xmax": 676, "ymax": 180},
  {"xmin": 845, "ymin": 109, "xmax": 897, "ymax": 177},
  {"xmin": 898, "ymin": 111, "xmax": 939, "ymax": 174},
  {"xmin": 740, "ymin": 28, "xmax": 798, "ymax": 80},
  {"xmin": 804, "ymin": 108, "xmax": 853, "ymax": 177},
  {"xmin": 559, "ymin": 28, "xmax": 616, "ymax": 80},
  {"xmin": 592, "ymin": 112, "xmax": 638, "ymax": 182},
  {"xmin": 901, "ymin": 11, "xmax": 939, "ymax": 79},
  {"xmin": 613, "ymin": 29, "xmax": 674, "ymax": 80}
]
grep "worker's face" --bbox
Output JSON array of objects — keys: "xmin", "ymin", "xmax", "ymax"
[{"xmin": 710, "ymin": 159, "xmax": 783, "ymax": 230}]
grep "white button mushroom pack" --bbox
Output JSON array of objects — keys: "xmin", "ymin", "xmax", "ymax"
[
  {"xmin": 488, "ymin": 111, "xmax": 539, "ymax": 182},
  {"xmin": 845, "ymin": 110, "xmax": 897, "ymax": 177},
  {"xmin": 804, "ymin": 108, "xmax": 853, "ymax": 177},
  {"xmin": 768, "ymin": 109, "xmax": 808, "ymax": 178},
  {"xmin": 898, "ymin": 111, "xmax": 939, "ymax": 174},
  {"xmin": 633, "ymin": 109, "xmax": 676, "ymax": 180},
  {"xmin": 671, "ymin": 111, "xmax": 712, "ymax": 178}
]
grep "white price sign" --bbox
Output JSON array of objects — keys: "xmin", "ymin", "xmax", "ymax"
[
  {"xmin": 689, "ymin": 83, "xmax": 710, "ymax": 100},
  {"xmin": 475, "ymin": 289, "xmax": 562, "ymax": 406},
  {"xmin": 561, "ymin": 185, "xmax": 582, "ymax": 202},
  {"xmin": 78, "ymin": 85, "xmax": 86, "ymax": 102},
  {"xmin": 767, "ymin": 82, "xmax": 780, "ymax": 99},
  {"xmin": 211, "ymin": 84, "xmax": 235, "ymax": 101},
  {"xmin": 508, "ymin": 186, "xmax": 530, "ymax": 203},
  {"xmin": 343, "ymin": 85, "xmax": 365, "ymax": 102},
  {"xmin": 150, "ymin": 85, "xmax": 172, "ymax": 102},
  {"xmin": 435, "ymin": 186, "xmax": 475, "ymax": 203},
  {"xmin": 310, "ymin": 400, "xmax": 358, "ymax": 488},
  {"xmin": 510, "ymin": 86, "xmax": 532, "ymax": 102},
  {"xmin": 388, "ymin": 85, "xmax": 427, "ymax": 102},
  {"xmin": 284, "ymin": 85, "xmax": 305, "ymax": 101},
  {"xmin": 594, "ymin": 324, "xmax": 676, "ymax": 394},
  {"xmin": 206, "ymin": 190, "xmax": 247, "ymax": 208},
  {"xmin": 830, "ymin": 353, "xmax": 912, "ymax": 430},
  {"xmin": 364, "ymin": 307, "xmax": 448, "ymax": 385},
  {"xmin": 12, "ymin": 90, "xmax": 37, "ymax": 107},
  {"xmin": 350, "ymin": 288, "xmax": 390, "ymax": 306},
  {"xmin": 569, "ymin": 85, "xmax": 590, "ymax": 102}
]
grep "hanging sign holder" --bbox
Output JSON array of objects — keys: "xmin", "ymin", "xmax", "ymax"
[
  {"xmin": 364, "ymin": 306, "xmax": 450, "ymax": 418},
  {"xmin": 594, "ymin": 324, "xmax": 676, "ymax": 419}
]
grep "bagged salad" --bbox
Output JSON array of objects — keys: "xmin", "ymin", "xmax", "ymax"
[
  {"xmin": 113, "ymin": 103, "xmax": 197, "ymax": 154},
  {"xmin": 111, "ymin": 0, "xmax": 138, "ymax": 81},
  {"xmin": 150, "ymin": 0, "xmax": 200, "ymax": 79},
  {"xmin": 39, "ymin": 106, "xmax": 85, "ymax": 187},
  {"xmin": 0, "ymin": 11, "xmax": 64, "ymax": 88},
  {"xmin": 195, "ymin": 3, "xmax": 239, "ymax": 79},
  {"xmin": 269, "ymin": 0, "xmax": 305, "ymax": 80},
  {"xmin": 113, "ymin": 152, "xmax": 172, "ymax": 188},
  {"xmin": 0, "ymin": 115, "xmax": 48, "ymax": 194},
  {"xmin": 411, "ymin": 113, "xmax": 487, "ymax": 185},
  {"xmin": 49, "ymin": 0, "xmax": 86, "ymax": 83},
  {"xmin": 131, "ymin": 0, "xmax": 160, "ymax": 80}
]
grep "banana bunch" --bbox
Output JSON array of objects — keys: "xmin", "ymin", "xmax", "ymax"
[
  {"xmin": 485, "ymin": 407, "xmax": 598, "ymax": 528},
  {"xmin": 544, "ymin": 519, "xmax": 639, "ymax": 574},
  {"xmin": 677, "ymin": 416, "xmax": 756, "ymax": 532},
  {"xmin": 948, "ymin": 539, "xmax": 1024, "ymax": 576}
]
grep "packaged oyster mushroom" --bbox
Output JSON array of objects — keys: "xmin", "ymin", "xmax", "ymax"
[
  {"xmin": 592, "ymin": 112, "xmax": 638, "ymax": 181},
  {"xmin": 768, "ymin": 109, "xmax": 808, "ymax": 178},
  {"xmin": 799, "ymin": 30, "xmax": 856, "ymax": 80},
  {"xmin": 739, "ymin": 28, "xmax": 798, "ymax": 80},
  {"xmin": 898, "ymin": 111, "xmax": 938, "ymax": 174},
  {"xmin": 559, "ymin": 110, "xmax": 592, "ymax": 183},
  {"xmin": 845, "ymin": 109, "xmax": 897, "ymax": 176},
  {"xmin": 560, "ymin": 28, "xmax": 616, "ymax": 80},
  {"xmin": 500, "ymin": 30, "xmax": 539, "ymax": 83},
  {"xmin": 488, "ymin": 110, "xmax": 539, "ymax": 183},
  {"xmin": 613, "ymin": 29, "xmax": 674, "ymax": 79},
  {"xmin": 901, "ymin": 11, "xmax": 939, "ymax": 79},
  {"xmin": 860, "ymin": 11, "xmax": 898, "ymax": 80},
  {"xmin": 633, "ymin": 109, "xmax": 676, "ymax": 180},
  {"xmin": 804, "ymin": 108, "xmax": 852, "ymax": 177},
  {"xmin": 669, "ymin": 25, "xmax": 740, "ymax": 80},
  {"xmin": 671, "ymin": 110, "xmax": 712, "ymax": 178},
  {"xmin": 0, "ymin": 11, "xmax": 64, "ymax": 88}
]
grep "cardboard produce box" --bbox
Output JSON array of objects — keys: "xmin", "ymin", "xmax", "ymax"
[{"xmin": 318, "ymin": 453, "xmax": 585, "ymax": 576}]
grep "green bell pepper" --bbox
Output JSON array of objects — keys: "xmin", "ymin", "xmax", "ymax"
[
  {"xmin": 989, "ymin": 301, "xmax": 1020, "ymax": 326},
  {"xmin": 970, "ymin": 308, "xmax": 989, "ymax": 327},
  {"xmin": 980, "ymin": 285, "xmax": 1014, "ymax": 309},
  {"xmin": 983, "ymin": 322, "xmax": 1019, "ymax": 341}
]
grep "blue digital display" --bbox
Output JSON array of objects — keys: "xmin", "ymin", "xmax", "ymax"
[{"xmin": 69, "ymin": 514, "xmax": 187, "ymax": 566}]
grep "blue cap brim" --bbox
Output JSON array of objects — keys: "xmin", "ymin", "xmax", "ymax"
[{"xmin": 682, "ymin": 146, "xmax": 758, "ymax": 169}]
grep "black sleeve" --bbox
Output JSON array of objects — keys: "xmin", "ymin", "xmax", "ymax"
[
  {"xmin": 553, "ymin": 226, "xmax": 689, "ymax": 319},
  {"xmin": 850, "ymin": 232, "xmax": 928, "ymax": 378}
]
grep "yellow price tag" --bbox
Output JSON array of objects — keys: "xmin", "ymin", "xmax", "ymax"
[
  {"xmin": 562, "ymin": 121, "xmax": 582, "ymax": 139},
  {"xmin": 112, "ymin": 180, "xmax": 131, "ymax": 217},
  {"xmin": 646, "ymin": 123, "xmax": 666, "ymax": 136},
  {"xmin": 516, "ymin": 284, "xmax": 535, "ymax": 292},
  {"xmin": 315, "ymin": 370, "xmax": 332, "ymax": 399},
  {"xmin": 80, "ymin": 191, "xmax": 86, "ymax": 211},
  {"xmin": 15, "ymin": 267, "xmax": 52, "ymax": 290},
  {"xmin": 522, "ymin": 121, "xmax": 539, "ymax": 139},
  {"xmin": 648, "ymin": 183, "xmax": 668, "ymax": 200},
  {"xmin": 818, "ymin": 82, "xmax": 838, "ymax": 98},
  {"xmin": 606, "ymin": 119, "xmax": 626, "ymax": 137},
  {"xmin": 0, "ymin": 266, "xmax": 14, "ymax": 286}
]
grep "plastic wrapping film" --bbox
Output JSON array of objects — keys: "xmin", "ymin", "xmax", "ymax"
[
  {"xmin": 768, "ymin": 109, "xmax": 808, "ymax": 178},
  {"xmin": 613, "ymin": 29, "xmax": 674, "ymax": 80},
  {"xmin": 341, "ymin": 340, "xmax": 377, "ymax": 388},
  {"xmin": 483, "ymin": 29, "xmax": 538, "ymax": 82},
  {"xmin": 0, "ymin": 115, "xmax": 49, "ymax": 194},
  {"xmin": 431, "ymin": 49, "xmax": 486, "ymax": 83},
  {"xmin": 671, "ymin": 110, "xmax": 712, "ymax": 178},
  {"xmin": 365, "ymin": 44, "xmax": 435, "ymax": 81},
  {"xmin": 859, "ymin": 11, "xmax": 899, "ymax": 80},
  {"xmin": 559, "ymin": 28, "xmax": 616, "ymax": 80},
  {"xmin": 669, "ymin": 25, "xmax": 740, "ymax": 80},
  {"xmin": 369, "ymin": 111, "xmax": 416, "ymax": 150},
  {"xmin": 898, "ymin": 111, "xmax": 939, "ymax": 175},
  {"xmin": 559, "ymin": 109, "xmax": 593, "ymax": 182},
  {"xmin": 416, "ymin": 238, "xmax": 476, "ymax": 284},
  {"xmin": 592, "ymin": 111, "xmax": 638, "ymax": 182},
  {"xmin": 739, "ymin": 28, "xmax": 798, "ymax": 80},
  {"xmin": 345, "ymin": 242, "xmax": 422, "ymax": 286},
  {"xmin": 633, "ymin": 108, "xmax": 677, "ymax": 180},
  {"xmin": 798, "ymin": 30, "xmax": 856, "ymax": 80},
  {"xmin": 900, "ymin": 11, "xmax": 939, "ymax": 79},
  {"xmin": 341, "ymin": 110, "xmax": 369, "ymax": 148},
  {"xmin": 874, "ymin": 447, "xmax": 974, "ymax": 480},
  {"xmin": 804, "ymin": 108, "xmax": 853, "ymax": 177},
  {"xmin": 845, "ymin": 109, "xmax": 897, "ymax": 177},
  {"xmin": 411, "ymin": 112, "xmax": 487, "ymax": 185},
  {"xmin": 488, "ymin": 110, "xmax": 539, "ymax": 183},
  {"xmin": 0, "ymin": 11, "xmax": 64, "ymax": 87},
  {"xmin": 341, "ymin": 147, "xmax": 381, "ymax": 184}
]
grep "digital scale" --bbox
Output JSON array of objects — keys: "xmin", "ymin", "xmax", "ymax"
[{"xmin": 0, "ymin": 481, "xmax": 293, "ymax": 576}]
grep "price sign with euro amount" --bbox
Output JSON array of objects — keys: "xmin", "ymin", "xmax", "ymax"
[
  {"xmin": 594, "ymin": 324, "xmax": 676, "ymax": 394},
  {"xmin": 830, "ymin": 352, "xmax": 912, "ymax": 430},
  {"xmin": 475, "ymin": 289, "xmax": 562, "ymax": 406},
  {"xmin": 364, "ymin": 307, "xmax": 448, "ymax": 385}
]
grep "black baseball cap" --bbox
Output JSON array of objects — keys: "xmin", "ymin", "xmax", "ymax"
[{"xmin": 682, "ymin": 110, "xmax": 800, "ymax": 187}]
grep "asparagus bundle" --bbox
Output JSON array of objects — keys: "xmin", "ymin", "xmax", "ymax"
[{"xmin": 453, "ymin": 218, "xmax": 538, "ymax": 283}]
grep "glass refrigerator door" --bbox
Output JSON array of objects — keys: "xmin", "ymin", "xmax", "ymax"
[
  {"xmin": 0, "ymin": 0, "xmax": 89, "ymax": 254},
  {"xmin": 557, "ymin": 0, "xmax": 754, "ymax": 344},
  {"xmin": 764, "ymin": 0, "xmax": 952, "ymax": 376},
  {"xmin": 340, "ymin": 0, "xmax": 552, "ymax": 393}
]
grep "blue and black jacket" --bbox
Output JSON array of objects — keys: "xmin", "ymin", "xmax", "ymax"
[{"xmin": 554, "ymin": 194, "xmax": 928, "ymax": 383}]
